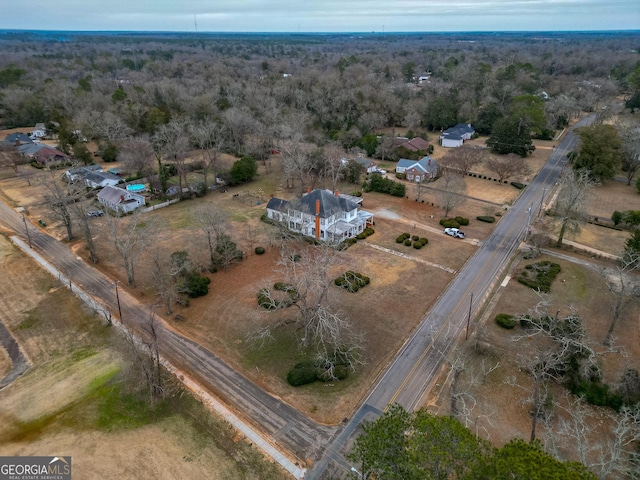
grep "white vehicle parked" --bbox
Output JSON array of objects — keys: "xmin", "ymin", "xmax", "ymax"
[{"xmin": 444, "ymin": 227, "xmax": 465, "ymax": 239}]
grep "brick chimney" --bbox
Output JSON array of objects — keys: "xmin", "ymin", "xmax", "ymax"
[
  {"xmin": 306, "ymin": 186, "xmax": 311, "ymax": 195},
  {"xmin": 315, "ymin": 199, "xmax": 321, "ymax": 240},
  {"xmin": 334, "ymin": 190, "xmax": 339, "ymax": 197}
]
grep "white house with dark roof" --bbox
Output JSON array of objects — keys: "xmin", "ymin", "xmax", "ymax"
[
  {"xmin": 395, "ymin": 156, "xmax": 439, "ymax": 182},
  {"xmin": 97, "ymin": 185, "xmax": 145, "ymax": 213},
  {"xmin": 440, "ymin": 124, "xmax": 475, "ymax": 148},
  {"xmin": 266, "ymin": 189, "xmax": 373, "ymax": 241}
]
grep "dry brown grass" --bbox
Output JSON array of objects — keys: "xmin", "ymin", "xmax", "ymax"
[{"xmin": 424, "ymin": 253, "xmax": 640, "ymax": 450}]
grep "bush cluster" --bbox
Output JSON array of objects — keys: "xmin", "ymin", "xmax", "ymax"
[
  {"xmin": 440, "ymin": 217, "xmax": 469, "ymax": 228},
  {"xmin": 286, "ymin": 362, "xmax": 318, "ymax": 386},
  {"xmin": 355, "ymin": 227, "xmax": 375, "ymax": 240},
  {"xmin": 477, "ymin": 215, "xmax": 496, "ymax": 223},
  {"xmin": 517, "ymin": 261, "xmax": 561, "ymax": 293},
  {"xmin": 396, "ymin": 232, "xmax": 428, "ymax": 249},
  {"xmin": 286, "ymin": 361, "xmax": 350, "ymax": 386},
  {"xmin": 335, "ymin": 271, "xmax": 370, "ymax": 292},
  {"xmin": 495, "ymin": 313, "xmax": 516, "ymax": 329},
  {"xmin": 364, "ymin": 173, "xmax": 406, "ymax": 197}
]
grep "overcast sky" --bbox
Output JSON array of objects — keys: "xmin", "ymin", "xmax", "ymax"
[{"xmin": 1, "ymin": 0, "xmax": 638, "ymax": 32}]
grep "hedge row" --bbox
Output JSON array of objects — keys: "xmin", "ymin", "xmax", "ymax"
[
  {"xmin": 287, "ymin": 361, "xmax": 349, "ymax": 386},
  {"xmin": 439, "ymin": 216, "xmax": 469, "ymax": 229},
  {"xmin": 477, "ymin": 215, "xmax": 496, "ymax": 223}
]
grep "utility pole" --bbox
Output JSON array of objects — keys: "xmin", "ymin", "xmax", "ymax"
[
  {"xmin": 21, "ymin": 213, "xmax": 32, "ymax": 248},
  {"xmin": 465, "ymin": 292, "xmax": 473, "ymax": 340},
  {"xmin": 115, "ymin": 281, "xmax": 123, "ymax": 323}
]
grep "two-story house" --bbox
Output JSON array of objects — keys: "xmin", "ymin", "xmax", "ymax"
[{"xmin": 266, "ymin": 189, "xmax": 373, "ymax": 241}]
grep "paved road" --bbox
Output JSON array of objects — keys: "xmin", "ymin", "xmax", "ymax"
[
  {"xmin": 0, "ymin": 202, "xmax": 336, "ymax": 474},
  {"xmin": 0, "ymin": 115, "xmax": 591, "ymax": 479},
  {"xmin": 306, "ymin": 116, "xmax": 593, "ymax": 479}
]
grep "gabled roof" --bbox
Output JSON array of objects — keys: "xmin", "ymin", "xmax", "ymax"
[
  {"xmin": 4, "ymin": 133, "xmax": 33, "ymax": 145},
  {"xmin": 17, "ymin": 143, "xmax": 46, "ymax": 156},
  {"xmin": 398, "ymin": 156, "xmax": 438, "ymax": 175},
  {"xmin": 292, "ymin": 189, "xmax": 358, "ymax": 218},
  {"xmin": 266, "ymin": 197, "xmax": 289, "ymax": 212},
  {"xmin": 97, "ymin": 185, "xmax": 127, "ymax": 204},
  {"xmin": 354, "ymin": 157, "xmax": 375, "ymax": 167},
  {"xmin": 84, "ymin": 171, "xmax": 121, "ymax": 185},
  {"xmin": 33, "ymin": 146, "xmax": 67, "ymax": 163},
  {"xmin": 442, "ymin": 123, "xmax": 474, "ymax": 137}
]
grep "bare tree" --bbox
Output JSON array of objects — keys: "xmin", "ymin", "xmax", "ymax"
[
  {"xmin": 375, "ymin": 135, "xmax": 397, "ymax": 163},
  {"xmin": 189, "ymin": 119, "xmax": 226, "ymax": 190},
  {"xmin": 124, "ymin": 309, "xmax": 165, "ymax": 400},
  {"xmin": 602, "ymin": 252, "xmax": 640, "ymax": 346},
  {"xmin": 544, "ymin": 394, "xmax": 640, "ymax": 479},
  {"xmin": 554, "ymin": 169, "xmax": 599, "ymax": 247},
  {"xmin": 67, "ymin": 194, "xmax": 99, "ymax": 263},
  {"xmin": 148, "ymin": 248, "xmax": 183, "ymax": 314},
  {"xmin": 153, "ymin": 118, "xmax": 191, "ymax": 196},
  {"xmin": 485, "ymin": 153, "xmax": 530, "ymax": 183},
  {"xmin": 104, "ymin": 210, "xmax": 155, "ymax": 287},
  {"xmin": 93, "ymin": 111, "xmax": 133, "ymax": 144},
  {"xmin": 435, "ymin": 170, "xmax": 466, "ymax": 217},
  {"xmin": 616, "ymin": 121, "xmax": 640, "ymax": 186},
  {"xmin": 251, "ymin": 243, "xmax": 364, "ymax": 377},
  {"xmin": 40, "ymin": 169, "xmax": 76, "ymax": 241},
  {"xmin": 118, "ymin": 135, "xmax": 155, "ymax": 179},
  {"xmin": 439, "ymin": 145, "xmax": 486, "ymax": 175},
  {"xmin": 281, "ymin": 139, "xmax": 318, "ymax": 195},
  {"xmin": 0, "ymin": 143, "xmax": 31, "ymax": 185},
  {"xmin": 513, "ymin": 300, "xmax": 597, "ymax": 442},
  {"xmin": 195, "ymin": 207, "xmax": 242, "ymax": 271},
  {"xmin": 321, "ymin": 143, "xmax": 346, "ymax": 191}
]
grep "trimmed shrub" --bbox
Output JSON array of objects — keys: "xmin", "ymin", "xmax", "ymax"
[
  {"xmin": 255, "ymin": 246, "xmax": 265, "ymax": 255},
  {"xmin": 419, "ymin": 237, "xmax": 428, "ymax": 245},
  {"xmin": 287, "ymin": 362, "xmax": 317, "ymax": 386},
  {"xmin": 454, "ymin": 216, "xmax": 470, "ymax": 226},
  {"xmin": 396, "ymin": 236, "xmax": 406, "ymax": 243},
  {"xmin": 518, "ymin": 261, "xmax": 561, "ymax": 293},
  {"xmin": 442, "ymin": 219, "xmax": 460, "ymax": 229},
  {"xmin": 413, "ymin": 241, "xmax": 422, "ymax": 249},
  {"xmin": 404, "ymin": 238, "xmax": 412, "ymax": 246},
  {"xmin": 412, "ymin": 235, "xmax": 419, "ymax": 241},
  {"xmin": 341, "ymin": 237, "xmax": 358, "ymax": 249},
  {"xmin": 495, "ymin": 313, "xmax": 516, "ymax": 329},
  {"xmin": 477, "ymin": 215, "xmax": 496, "ymax": 223},
  {"xmin": 184, "ymin": 274, "xmax": 211, "ymax": 298},
  {"xmin": 317, "ymin": 364, "xmax": 349, "ymax": 381},
  {"xmin": 511, "ymin": 181, "xmax": 525, "ymax": 189}
]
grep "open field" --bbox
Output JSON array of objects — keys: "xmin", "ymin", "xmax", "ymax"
[{"xmin": 0, "ymin": 236, "xmax": 287, "ymax": 480}]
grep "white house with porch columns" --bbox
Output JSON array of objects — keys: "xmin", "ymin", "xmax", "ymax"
[{"xmin": 266, "ymin": 189, "xmax": 373, "ymax": 241}]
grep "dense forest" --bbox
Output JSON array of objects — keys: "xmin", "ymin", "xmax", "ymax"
[{"xmin": 0, "ymin": 31, "xmax": 638, "ymax": 165}]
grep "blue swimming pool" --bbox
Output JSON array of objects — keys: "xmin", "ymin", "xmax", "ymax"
[{"xmin": 126, "ymin": 184, "xmax": 145, "ymax": 192}]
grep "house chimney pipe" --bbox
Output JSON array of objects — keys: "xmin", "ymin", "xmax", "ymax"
[
  {"xmin": 334, "ymin": 190, "xmax": 339, "ymax": 197},
  {"xmin": 315, "ymin": 199, "xmax": 321, "ymax": 240}
]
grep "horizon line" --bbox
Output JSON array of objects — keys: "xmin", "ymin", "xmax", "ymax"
[{"xmin": 1, "ymin": 28, "xmax": 639, "ymax": 35}]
